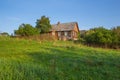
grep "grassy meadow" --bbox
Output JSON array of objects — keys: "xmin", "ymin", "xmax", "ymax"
[{"xmin": 0, "ymin": 37, "xmax": 120, "ymax": 80}]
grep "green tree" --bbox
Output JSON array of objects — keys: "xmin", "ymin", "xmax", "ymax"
[
  {"xmin": 35, "ymin": 16, "xmax": 52, "ymax": 33},
  {"xmin": 112, "ymin": 26, "xmax": 120, "ymax": 48},
  {"xmin": 14, "ymin": 24, "xmax": 39, "ymax": 36},
  {"xmin": 84, "ymin": 27, "xmax": 113, "ymax": 47},
  {"xmin": 15, "ymin": 25, "xmax": 24, "ymax": 36}
]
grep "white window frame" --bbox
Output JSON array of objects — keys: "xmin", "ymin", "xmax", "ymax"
[
  {"xmin": 64, "ymin": 32, "xmax": 67, "ymax": 36},
  {"xmin": 58, "ymin": 32, "xmax": 61, "ymax": 36}
]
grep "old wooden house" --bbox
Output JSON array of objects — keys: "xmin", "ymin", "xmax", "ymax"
[{"xmin": 49, "ymin": 22, "xmax": 79, "ymax": 40}]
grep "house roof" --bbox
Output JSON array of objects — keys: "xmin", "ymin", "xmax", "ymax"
[{"xmin": 50, "ymin": 22, "xmax": 78, "ymax": 31}]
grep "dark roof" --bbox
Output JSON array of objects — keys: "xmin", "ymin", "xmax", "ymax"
[{"xmin": 50, "ymin": 22, "xmax": 78, "ymax": 31}]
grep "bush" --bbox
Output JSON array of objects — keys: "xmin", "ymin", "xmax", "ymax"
[
  {"xmin": 14, "ymin": 24, "xmax": 39, "ymax": 36},
  {"xmin": 80, "ymin": 26, "xmax": 120, "ymax": 49}
]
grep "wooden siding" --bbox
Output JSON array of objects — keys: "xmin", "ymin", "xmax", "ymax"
[{"xmin": 50, "ymin": 22, "xmax": 79, "ymax": 40}]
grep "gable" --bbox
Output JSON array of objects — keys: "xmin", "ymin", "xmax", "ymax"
[{"xmin": 73, "ymin": 23, "xmax": 79, "ymax": 32}]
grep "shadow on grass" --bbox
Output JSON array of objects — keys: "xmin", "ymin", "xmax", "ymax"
[{"xmin": 26, "ymin": 46, "xmax": 120, "ymax": 80}]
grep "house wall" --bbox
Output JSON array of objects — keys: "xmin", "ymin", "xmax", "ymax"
[
  {"xmin": 74, "ymin": 24, "xmax": 79, "ymax": 32},
  {"xmin": 51, "ymin": 30, "xmax": 78, "ymax": 40},
  {"xmin": 54, "ymin": 31, "xmax": 70, "ymax": 40},
  {"xmin": 50, "ymin": 23, "xmax": 79, "ymax": 41},
  {"xmin": 52, "ymin": 31, "xmax": 55, "ymax": 36},
  {"xmin": 71, "ymin": 24, "xmax": 79, "ymax": 40}
]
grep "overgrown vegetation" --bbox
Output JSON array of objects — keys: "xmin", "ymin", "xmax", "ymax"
[
  {"xmin": 14, "ymin": 15, "xmax": 119, "ymax": 49},
  {"xmin": 14, "ymin": 15, "xmax": 51, "ymax": 36},
  {"xmin": 0, "ymin": 37, "xmax": 120, "ymax": 80},
  {"xmin": 80, "ymin": 26, "xmax": 120, "ymax": 49},
  {"xmin": 14, "ymin": 24, "xmax": 39, "ymax": 36},
  {"xmin": 36, "ymin": 16, "xmax": 52, "ymax": 33}
]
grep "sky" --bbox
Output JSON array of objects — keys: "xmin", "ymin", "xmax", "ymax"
[{"xmin": 0, "ymin": 0, "xmax": 120, "ymax": 34}]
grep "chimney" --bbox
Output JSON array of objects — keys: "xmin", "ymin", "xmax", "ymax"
[{"xmin": 57, "ymin": 21, "xmax": 60, "ymax": 25}]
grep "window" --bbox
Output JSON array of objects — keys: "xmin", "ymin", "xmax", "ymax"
[
  {"xmin": 68, "ymin": 31, "xmax": 71, "ymax": 37},
  {"xmin": 58, "ymin": 32, "xmax": 61, "ymax": 36},
  {"xmin": 65, "ymin": 32, "xmax": 67, "ymax": 36},
  {"xmin": 61, "ymin": 31, "xmax": 64, "ymax": 36}
]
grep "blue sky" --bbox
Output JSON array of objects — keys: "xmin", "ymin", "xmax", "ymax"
[{"xmin": 0, "ymin": 0, "xmax": 120, "ymax": 34}]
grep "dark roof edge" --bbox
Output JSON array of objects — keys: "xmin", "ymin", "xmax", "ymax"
[{"xmin": 51, "ymin": 21, "xmax": 78, "ymax": 25}]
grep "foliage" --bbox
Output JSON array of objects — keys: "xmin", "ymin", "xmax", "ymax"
[
  {"xmin": 0, "ymin": 38, "xmax": 120, "ymax": 80},
  {"xmin": 77, "ymin": 32, "xmax": 85, "ymax": 43},
  {"xmin": 35, "ymin": 16, "xmax": 52, "ymax": 33},
  {"xmin": 80, "ymin": 26, "xmax": 120, "ymax": 48},
  {"xmin": 111, "ymin": 26, "xmax": 120, "ymax": 48},
  {"xmin": 14, "ymin": 24, "xmax": 39, "ymax": 36},
  {"xmin": 85, "ymin": 27, "xmax": 112, "ymax": 45}
]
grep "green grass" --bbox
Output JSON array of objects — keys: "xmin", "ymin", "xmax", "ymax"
[{"xmin": 0, "ymin": 37, "xmax": 120, "ymax": 80}]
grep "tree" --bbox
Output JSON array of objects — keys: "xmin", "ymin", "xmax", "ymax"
[
  {"xmin": 14, "ymin": 24, "xmax": 39, "ymax": 36},
  {"xmin": 84, "ymin": 27, "xmax": 113, "ymax": 47},
  {"xmin": 111, "ymin": 26, "xmax": 120, "ymax": 48},
  {"xmin": 35, "ymin": 16, "xmax": 52, "ymax": 33},
  {"xmin": 15, "ymin": 25, "xmax": 24, "ymax": 36}
]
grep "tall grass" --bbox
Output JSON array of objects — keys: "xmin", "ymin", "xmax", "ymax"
[
  {"xmin": 0, "ymin": 37, "xmax": 120, "ymax": 80},
  {"xmin": 12, "ymin": 34, "xmax": 57, "ymax": 41}
]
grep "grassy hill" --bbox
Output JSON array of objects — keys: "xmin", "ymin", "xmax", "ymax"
[{"xmin": 0, "ymin": 37, "xmax": 120, "ymax": 80}]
